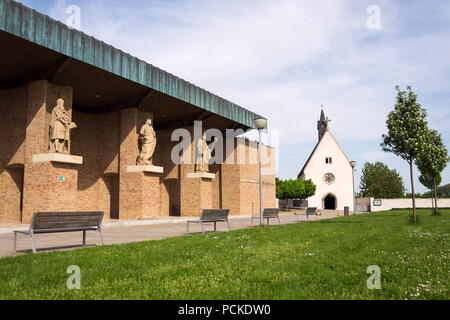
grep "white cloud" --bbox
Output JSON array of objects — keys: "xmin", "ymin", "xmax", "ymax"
[{"xmin": 36, "ymin": 0, "xmax": 450, "ymax": 183}]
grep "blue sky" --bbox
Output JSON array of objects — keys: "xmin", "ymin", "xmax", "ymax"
[{"xmin": 17, "ymin": 0, "xmax": 450, "ymax": 193}]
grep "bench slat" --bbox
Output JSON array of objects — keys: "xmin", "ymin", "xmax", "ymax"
[
  {"xmin": 36, "ymin": 211, "xmax": 103, "ymax": 216},
  {"xmin": 34, "ymin": 221, "xmax": 101, "ymax": 230},
  {"xmin": 37, "ymin": 216, "xmax": 101, "ymax": 223},
  {"xmin": 34, "ymin": 227, "xmax": 98, "ymax": 234}
]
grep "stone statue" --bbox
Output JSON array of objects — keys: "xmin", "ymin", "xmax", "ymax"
[
  {"xmin": 136, "ymin": 117, "xmax": 156, "ymax": 165},
  {"xmin": 196, "ymin": 135, "xmax": 218, "ymax": 173},
  {"xmin": 48, "ymin": 98, "xmax": 77, "ymax": 154}
]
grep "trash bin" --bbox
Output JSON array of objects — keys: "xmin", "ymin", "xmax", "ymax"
[{"xmin": 344, "ymin": 206, "xmax": 350, "ymax": 216}]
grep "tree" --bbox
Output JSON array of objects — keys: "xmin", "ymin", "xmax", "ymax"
[
  {"xmin": 419, "ymin": 171, "xmax": 441, "ymax": 212},
  {"xmin": 276, "ymin": 179, "xmax": 316, "ymax": 209},
  {"xmin": 381, "ymin": 86, "xmax": 430, "ymax": 223},
  {"xmin": 360, "ymin": 162, "xmax": 405, "ymax": 198},
  {"xmin": 416, "ymin": 129, "xmax": 449, "ymax": 214}
]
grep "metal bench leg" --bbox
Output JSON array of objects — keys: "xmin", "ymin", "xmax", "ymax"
[
  {"xmin": 226, "ymin": 220, "xmax": 231, "ymax": 231},
  {"xmin": 200, "ymin": 222, "xmax": 205, "ymax": 234},
  {"xmin": 30, "ymin": 232, "xmax": 36, "ymax": 254},
  {"xmin": 82, "ymin": 230, "xmax": 86, "ymax": 246},
  {"xmin": 13, "ymin": 232, "xmax": 17, "ymax": 255},
  {"xmin": 277, "ymin": 216, "xmax": 281, "ymax": 224},
  {"xmin": 213, "ymin": 221, "xmax": 217, "ymax": 232},
  {"xmin": 187, "ymin": 222, "xmax": 189, "ymax": 234},
  {"xmin": 266, "ymin": 218, "xmax": 269, "ymax": 226},
  {"xmin": 98, "ymin": 227, "xmax": 104, "ymax": 245}
]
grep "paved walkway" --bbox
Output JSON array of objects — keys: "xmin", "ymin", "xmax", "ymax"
[{"xmin": 0, "ymin": 211, "xmax": 341, "ymax": 258}]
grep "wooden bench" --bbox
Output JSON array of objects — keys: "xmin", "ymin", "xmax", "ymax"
[
  {"xmin": 187, "ymin": 209, "xmax": 230, "ymax": 234},
  {"xmin": 252, "ymin": 208, "xmax": 280, "ymax": 226},
  {"xmin": 294, "ymin": 207, "xmax": 318, "ymax": 221},
  {"xmin": 13, "ymin": 211, "xmax": 104, "ymax": 254}
]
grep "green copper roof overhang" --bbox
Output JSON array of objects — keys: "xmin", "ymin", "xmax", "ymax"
[{"xmin": 0, "ymin": 0, "xmax": 263, "ymax": 129}]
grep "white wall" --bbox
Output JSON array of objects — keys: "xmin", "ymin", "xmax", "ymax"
[
  {"xmin": 370, "ymin": 198, "xmax": 450, "ymax": 211},
  {"xmin": 303, "ymin": 131, "xmax": 354, "ymax": 211}
]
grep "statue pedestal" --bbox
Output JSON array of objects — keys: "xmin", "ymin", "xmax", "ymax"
[
  {"xmin": 119, "ymin": 167, "xmax": 164, "ymax": 220},
  {"xmin": 22, "ymin": 154, "xmax": 83, "ymax": 223},
  {"xmin": 126, "ymin": 165, "xmax": 164, "ymax": 174},
  {"xmin": 186, "ymin": 172, "xmax": 215, "ymax": 179},
  {"xmin": 180, "ymin": 172, "xmax": 215, "ymax": 217},
  {"xmin": 32, "ymin": 153, "xmax": 83, "ymax": 164}
]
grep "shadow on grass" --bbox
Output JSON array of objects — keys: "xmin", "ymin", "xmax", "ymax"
[
  {"xmin": 316, "ymin": 220, "xmax": 362, "ymax": 224},
  {"xmin": 15, "ymin": 243, "xmax": 98, "ymax": 255}
]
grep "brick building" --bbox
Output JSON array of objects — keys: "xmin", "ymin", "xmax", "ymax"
[{"xmin": 0, "ymin": 0, "xmax": 276, "ymax": 223}]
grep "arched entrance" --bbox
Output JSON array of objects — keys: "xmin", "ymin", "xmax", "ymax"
[{"xmin": 323, "ymin": 194, "xmax": 337, "ymax": 210}]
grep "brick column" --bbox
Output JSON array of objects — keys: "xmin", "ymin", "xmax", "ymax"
[
  {"xmin": 179, "ymin": 127, "xmax": 214, "ymax": 217},
  {"xmin": 22, "ymin": 80, "xmax": 79, "ymax": 223},
  {"xmin": 119, "ymin": 108, "xmax": 162, "ymax": 219}
]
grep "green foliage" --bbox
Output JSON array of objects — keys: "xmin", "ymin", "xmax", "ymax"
[
  {"xmin": 423, "ymin": 183, "xmax": 450, "ymax": 198},
  {"xmin": 0, "ymin": 210, "xmax": 449, "ymax": 299},
  {"xmin": 359, "ymin": 162, "xmax": 405, "ymax": 198},
  {"xmin": 416, "ymin": 129, "xmax": 449, "ymax": 193},
  {"xmin": 381, "ymin": 86, "xmax": 432, "ymax": 223},
  {"xmin": 419, "ymin": 172, "xmax": 441, "ymax": 192},
  {"xmin": 276, "ymin": 179, "xmax": 316, "ymax": 200},
  {"xmin": 416, "ymin": 129, "xmax": 449, "ymax": 176},
  {"xmin": 381, "ymin": 86, "xmax": 430, "ymax": 164}
]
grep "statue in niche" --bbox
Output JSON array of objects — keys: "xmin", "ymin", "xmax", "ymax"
[
  {"xmin": 196, "ymin": 135, "xmax": 218, "ymax": 173},
  {"xmin": 48, "ymin": 98, "xmax": 77, "ymax": 154},
  {"xmin": 136, "ymin": 117, "xmax": 157, "ymax": 165}
]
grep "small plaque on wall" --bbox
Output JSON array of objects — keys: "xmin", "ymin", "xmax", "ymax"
[
  {"xmin": 55, "ymin": 175, "xmax": 65, "ymax": 181},
  {"xmin": 373, "ymin": 199, "xmax": 382, "ymax": 206}
]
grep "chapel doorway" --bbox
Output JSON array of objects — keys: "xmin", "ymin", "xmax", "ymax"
[{"xmin": 324, "ymin": 194, "xmax": 337, "ymax": 210}]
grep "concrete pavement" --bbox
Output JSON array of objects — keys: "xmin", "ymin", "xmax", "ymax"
[{"xmin": 0, "ymin": 210, "xmax": 341, "ymax": 258}]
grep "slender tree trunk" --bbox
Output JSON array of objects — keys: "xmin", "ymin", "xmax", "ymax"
[
  {"xmin": 409, "ymin": 161, "xmax": 417, "ymax": 223},
  {"xmin": 430, "ymin": 189, "xmax": 434, "ymax": 212},
  {"xmin": 434, "ymin": 179, "xmax": 438, "ymax": 213}
]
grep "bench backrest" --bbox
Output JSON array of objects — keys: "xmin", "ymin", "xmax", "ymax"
[
  {"xmin": 30, "ymin": 211, "xmax": 104, "ymax": 231},
  {"xmin": 306, "ymin": 207, "xmax": 317, "ymax": 215},
  {"xmin": 199, "ymin": 209, "xmax": 230, "ymax": 221},
  {"xmin": 263, "ymin": 208, "xmax": 279, "ymax": 218}
]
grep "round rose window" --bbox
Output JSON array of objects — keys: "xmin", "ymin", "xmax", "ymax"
[{"xmin": 324, "ymin": 173, "xmax": 335, "ymax": 184}]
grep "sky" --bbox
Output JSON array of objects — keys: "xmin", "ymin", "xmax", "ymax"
[{"xmin": 16, "ymin": 0, "xmax": 450, "ymax": 193}]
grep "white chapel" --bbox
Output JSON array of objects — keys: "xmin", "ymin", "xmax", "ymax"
[{"xmin": 297, "ymin": 110, "xmax": 355, "ymax": 211}]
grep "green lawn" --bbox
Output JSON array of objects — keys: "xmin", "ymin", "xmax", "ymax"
[{"xmin": 0, "ymin": 209, "xmax": 449, "ymax": 300}]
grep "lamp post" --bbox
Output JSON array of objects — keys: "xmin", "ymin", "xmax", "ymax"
[
  {"xmin": 253, "ymin": 117, "xmax": 268, "ymax": 226},
  {"xmin": 350, "ymin": 161, "xmax": 357, "ymax": 214}
]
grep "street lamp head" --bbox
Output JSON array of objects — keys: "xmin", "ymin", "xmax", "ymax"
[
  {"xmin": 253, "ymin": 117, "xmax": 268, "ymax": 130},
  {"xmin": 350, "ymin": 161, "xmax": 357, "ymax": 168}
]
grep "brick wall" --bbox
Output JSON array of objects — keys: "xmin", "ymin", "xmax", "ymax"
[
  {"xmin": 0, "ymin": 81, "xmax": 276, "ymax": 222},
  {"xmin": 0, "ymin": 86, "xmax": 27, "ymax": 222}
]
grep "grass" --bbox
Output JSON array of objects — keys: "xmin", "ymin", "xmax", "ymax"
[{"xmin": 0, "ymin": 209, "xmax": 449, "ymax": 300}]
